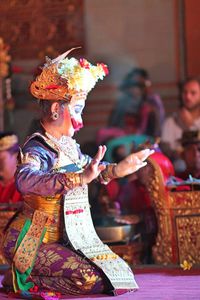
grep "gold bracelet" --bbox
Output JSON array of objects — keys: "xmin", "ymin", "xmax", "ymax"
[
  {"xmin": 79, "ymin": 173, "xmax": 83, "ymax": 186},
  {"xmin": 64, "ymin": 172, "xmax": 82, "ymax": 189},
  {"xmin": 101, "ymin": 163, "xmax": 117, "ymax": 182}
]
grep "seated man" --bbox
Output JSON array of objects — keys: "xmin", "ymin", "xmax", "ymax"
[
  {"xmin": 0, "ymin": 132, "xmax": 22, "ymax": 207},
  {"xmin": 161, "ymin": 78, "xmax": 200, "ymax": 170}
]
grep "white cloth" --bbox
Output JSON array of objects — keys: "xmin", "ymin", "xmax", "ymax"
[{"xmin": 161, "ymin": 114, "xmax": 200, "ymax": 151}]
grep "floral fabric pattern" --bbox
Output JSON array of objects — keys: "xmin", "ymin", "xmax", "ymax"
[{"xmin": 2, "ymin": 227, "xmax": 108, "ymax": 295}]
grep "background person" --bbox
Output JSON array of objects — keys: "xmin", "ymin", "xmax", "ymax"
[{"xmin": 0, "ymin": 132, "xmax": 22, "ymax": 207}]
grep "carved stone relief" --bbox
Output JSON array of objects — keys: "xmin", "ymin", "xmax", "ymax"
[{"xmin": 0, "ymin": 0, "xmax": 84, "ymax": 59}]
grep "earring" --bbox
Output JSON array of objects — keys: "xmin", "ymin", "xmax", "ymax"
[{"xmin": 52, "ymin": 112, "xmax": 59, "ymax": 120}]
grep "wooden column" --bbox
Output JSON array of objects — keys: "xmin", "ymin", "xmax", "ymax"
[{"xmin": 184, "ymin": 0, "xmax": 200, "ymax": 77}]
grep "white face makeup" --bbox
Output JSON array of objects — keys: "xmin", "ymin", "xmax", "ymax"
[
  {"xmin": 68, "ymin": 100, "xmax": 85, "ymax": 120},
  {"xmin": 68, "ymin": 93, "xmax": 86, "ymax": 131}
]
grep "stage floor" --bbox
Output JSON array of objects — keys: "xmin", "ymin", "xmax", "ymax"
[{"xmin": 0, "ymin": 266, "xmax": 199, "ymax": 300}]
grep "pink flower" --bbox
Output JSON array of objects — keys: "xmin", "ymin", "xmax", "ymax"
[{"xmin": 79, "ymin": 58, "xmax": 90, "ymax": 69}]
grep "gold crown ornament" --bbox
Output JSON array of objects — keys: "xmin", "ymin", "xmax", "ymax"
[{"xmin": 30, "ymin": 48, "xmax": 109, "ymax": 101}]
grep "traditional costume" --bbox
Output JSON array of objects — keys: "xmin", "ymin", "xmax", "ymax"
[{"xmin": 2, "ymin": 49, "xmax": 138, "ymax": 297}]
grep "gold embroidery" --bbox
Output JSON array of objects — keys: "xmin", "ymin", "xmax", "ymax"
[
  {"xmin": 62, "ymin": 256, "xmax": 81, "ymax": 271},
  {"xmin": 13, "ymin": 210, "xmax": 48, "ymax": 273},
  {"xmin": 91, "ymin": 253, "xmax": 118, "ymax": 261},
  {"xmin": 52, "ymin": 270, "xmax": 64, "ymax": 277},
  {"xmin": 64, "ymin": 173, "xmax": 82, "ymax": 189},
  {"xmin": 73, "ymin": 269, "xmax": 98, "ymax": 291},
  {"xmin": 23, "ymin": 196, "xmax": 62, "ymax": 243},
  {"xmin": 37, "ymin": 250, "xmax": 63, "ymax": 268}
]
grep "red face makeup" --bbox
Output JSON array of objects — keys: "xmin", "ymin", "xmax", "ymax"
[
  {"xmin": 68, "ymin": 95, "xmax": 86, "ymax": 134},
  {"xmin": 71, "ymin": 118, "xmax": 83, "ymax": 132}
]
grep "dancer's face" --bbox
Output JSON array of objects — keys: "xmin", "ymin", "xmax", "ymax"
[{"xmin": 67, "ymin": 93, "xmax": 86, "ymax": 134}]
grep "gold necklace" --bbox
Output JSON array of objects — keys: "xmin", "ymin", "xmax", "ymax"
[
  {"xmin": 40, "ymin": 122, "xmax": 81, "ymax": 168},
  {"xmin": 45, "ymin": 131, "xmax": 81, "ymax": 167}
]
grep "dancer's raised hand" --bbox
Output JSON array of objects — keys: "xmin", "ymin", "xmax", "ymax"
[
  {"xmin": 82, "ymin": 145, "xmax": 107, "ymax": 184},
  {"xmin": 114, "ymin": 149, "xmax": 154, "ymax": 178}
]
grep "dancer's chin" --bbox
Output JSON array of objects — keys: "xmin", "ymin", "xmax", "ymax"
[{"xmin": 71, "ymin": 119, "xmax": 83, "ymax": 132}]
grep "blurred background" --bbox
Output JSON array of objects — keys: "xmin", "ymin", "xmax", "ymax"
[{"xmin": 0, "ymin": 0, "xmax": 199, "ymax": 144}]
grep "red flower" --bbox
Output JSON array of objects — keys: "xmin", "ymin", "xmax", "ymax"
[
  {"xmin": 79, "ymin": 58, "xmax": 90, "ymax": 69},
  {"xmin": 98, "ymin": 63, "xmax": 109, "ymax": 75},
  {"xmin": 33, "ymin": 285, "xmax": 39, "ymax": 292}
]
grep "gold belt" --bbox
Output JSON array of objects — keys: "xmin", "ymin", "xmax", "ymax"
[{"xmin": 23, "ymin": 195, "xmax": 63, "ymax": 243}]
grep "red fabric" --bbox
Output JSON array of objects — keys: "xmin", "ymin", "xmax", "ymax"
[
  {"xmin": 150, "ymin": 152, "xmax": 175, "ymax": 182},
  {"xmin": 0, "ymin": 181, "xmax": 21, "ymax": 204},
  {"xmin": 106, "ymin": 179, "xmax": 120, "ymax": 200},
  {"xmin": 118, "ymin": 180, "xmax": 151, "ymax": 214}
]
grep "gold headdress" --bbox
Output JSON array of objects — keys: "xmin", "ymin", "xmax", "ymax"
[
  {"xmin": 30, "ymin": 48, "xmax": 109, "ymax": 101},
  {"xmin": 0, "ymin": 134, "xmax": 18, "ymax": 151}
]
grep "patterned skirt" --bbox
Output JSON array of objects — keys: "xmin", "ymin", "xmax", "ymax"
[{"xmin": 2, "ymin": 224, "xmax": 110, "ymax": 295}]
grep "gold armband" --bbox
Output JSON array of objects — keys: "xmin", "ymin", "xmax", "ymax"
[
  {"xmin": 100, "ymin": 163, "xmax": 118, "ymax": 183},
  {"xmin": 64, "ymin": 172, "xmax": 83, "ymax": 189}
]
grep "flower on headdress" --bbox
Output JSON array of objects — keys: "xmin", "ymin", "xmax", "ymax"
[
  {"xmin": 79, "ymin": 58, "xmax": 90, "ymax": 69},
  {"xmin": 57, "ymin": 57, "xmax": 108, "ymax": 94},
  {"xmin": 98, "ymin": 63, "xmax": 109, "ymax": 75}
]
